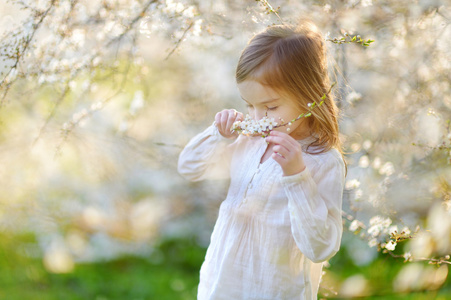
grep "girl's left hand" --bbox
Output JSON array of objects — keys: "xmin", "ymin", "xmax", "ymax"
[{"xmin": 265, "ymin": 131, "xmax": 306, "ymax": 176}]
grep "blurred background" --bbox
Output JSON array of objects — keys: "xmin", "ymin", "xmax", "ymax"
[{"xmin": 0, "ymin": 0, "xmax": 450, "ymax": 299}]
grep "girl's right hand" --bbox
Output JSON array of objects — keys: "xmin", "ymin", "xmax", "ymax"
[{"xmin": 215, "ymin": 109, "xmax": 244, "ymax": 139}]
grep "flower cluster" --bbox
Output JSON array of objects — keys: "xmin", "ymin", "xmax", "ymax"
[
  {"xmin": 367, "ymin": 215, "xmax": 393, "ymax": 238},
  {"xmin": 231, "ymin": 97, "xmax": 328, "ymax": 137},
  {"xmin": 346, "ymin": 213, "xmax": 413, "ymax": 253},
  {"xmin": 231, "ymin": 115, "xmax": 278, "ymax": 137},
  {"xmin": 364, "ymin": 216, "xmax": 412, "ymax": 251}
]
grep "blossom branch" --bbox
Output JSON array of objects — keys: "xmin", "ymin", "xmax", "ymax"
[
  {"xmin": 412, "ymin": 119, "xmax": 451, "ymax": 164},
  {"xmin": 33, "ymin": 84, "xmax": 71, "ymax": 147},
  {"xmin": 256, "ymin": 0, "xmax": 284, "ymax": 24},
  {"xmin": 274, "ymin": 83, "xmax": 336, "ymax": 129},
  {"xmin": 326, "ymin": 32, "xmax": 374, "ymax": 47},
  {"xmin": 385, "ymin": 250, "xmax": 451, "ymax": 265},
  {"xmin": 0, "ymin": 0, "xmax": 57, "ymax": 101},
  {"xmin": 342, "ymin": 210, "xmax": 451, "ymax": 266},
  {"xmin": 106, "ymin": 0, "xmax": 158, "ymax": 47},
  {"xmin": 54, "ymin": 38, "xmax": 137, "ymax": 156},
  {"xmin": 165, "ymin": 21, "xmax": 194, "ymax": 61},
  {"xmin": 231, "ymin": 83, "xmax": 336, "ymax": 137}
]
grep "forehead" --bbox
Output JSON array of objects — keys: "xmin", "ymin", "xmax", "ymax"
[{"xmin": 237, "ymin": 80, "xmax": 280, "ymax": 103}]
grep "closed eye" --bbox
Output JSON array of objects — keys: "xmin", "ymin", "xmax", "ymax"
[{"xmin": 267, "ymin": 106, "xmax": 278, "ymax": 111}]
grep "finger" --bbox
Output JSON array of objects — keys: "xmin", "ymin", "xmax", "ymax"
[
  {"xmin": 272, "ymin": 151, "xmax": 287, "ymax": 162},
  {"xmin": 273, "ymin": 144, "xmax": 291, "ymax": 157},
  {"xmin": 226, "ymin": 112, "xmax": 238, "ymax": 132},
  {"xmin": 265, "ymin": 136, "xmax": 297, "ymax": 152},
  {"xmin": 268, "ymin": 131, "xmax": 300, "ymax": 148},
  {"xmin": 220, "ymin": 112, "xmax": 229, "ymax": 131},
  {"xmin": 236, "ymin": 111, "xmax": 244, "ymax": 122},
  {"xmin": 270, "ymin": 130, "xmax": 302, "ymax": 151},
  {"xmin": 215, "ymin": 112, "xmax": 222, "ymax": 127},
  {"xmin": 269, "ymin": 129, "xmax": 297, "ymax": 139}
]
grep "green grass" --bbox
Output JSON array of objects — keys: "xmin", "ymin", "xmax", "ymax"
[
  {"xmin": 0, "ymin": 232, "xmax": 449, "ymax": 300},
  {"xmin": 320, "ymin": 235, "xmax": 451, "ymax": 299},
  {"xmin": 0, "ymin": 234, "xmax": 205, "ymax": 300}
]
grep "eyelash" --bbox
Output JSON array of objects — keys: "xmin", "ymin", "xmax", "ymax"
[{"xmin": 245, "ymin": 105, "xmax": 278, "ymax": 111}]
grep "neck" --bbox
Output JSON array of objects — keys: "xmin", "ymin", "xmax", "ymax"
[{"xmin": 289, "ymin": 124, "xmax": 311, "ymax": 140}]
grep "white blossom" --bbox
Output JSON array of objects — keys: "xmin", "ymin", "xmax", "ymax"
[
  {"xmin": 359, "ymin": 155, "xmax": 370, "ymax": 168},
  {"xmin": 232, "ymin": 115, "xmax": 278, "ymax": 136},
  {"xmin": 403, "ymin": 252, "xmax": 412, "ymax": 262},
  {"xmin": 379, "ymin": 162, "xmax": 395, "ymax": 176},
  {"xmin": 362, "ymin": 140, "xmax": 372, "ymax": 150},
  {"xmin": 90, "ymin": 102, "xmax": 103, "ymax": 111},
  {"xmin": 401, "ymin": 226, "xmax": 411, "ymax": 235},
  {"xmin": 384, "ymin": 240, "xmax": 397, "ymax": 251},
  {"xmin": 192, "ymin": 19, "xmax": 203, "ymax": 36},
  {"xmin": 368, "ymin": 238, "xmax": 378, "ymax": 247},
  {"xmin": 368, "ymin": 216, "xmax": 392, "ymax": 237},
  {"xmin": 345, "ymin": 179, "xmax": 361, "ymax": 190},
  {"xmin": 70, "ymin": 29, "xmax": 86, "ymax": 47},
  {"xmin": 389, "ymin": 225, "xmax": 398, "ymax": 236},
  {"xmin": 183, "ymin": 6, "xmax": 196, "ymax": 18},
  {"xmin": 346, "ymin": 91, "xmax": 362, "ymax": 103},
  {"xmin": 324, "ymin": 31, "xmax": 331, "ymax": 40},
  {"xmin": 361, "ymin": 0, "xmax": 373, "ymax": 7},
  {"xmin": 349, "ymin": 220, "xmax": 360, "ymax": 232},
  {"xmin": 355, "ymin": 189, "xmax": 363, "ymax": 199},
  {"xmin": 372, "ymin": 157, "xmax": 382, "ymax": 169}
]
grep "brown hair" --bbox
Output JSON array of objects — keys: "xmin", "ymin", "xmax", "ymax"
[{"xmin": 236, "ymin": 20, "xmax": 343, "ymax": 159}]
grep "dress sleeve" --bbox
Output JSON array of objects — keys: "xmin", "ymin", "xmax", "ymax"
[
  {"xmin": 280, "ymin": 153, "xmax": 345, "ymax": 263},
  {"xmin": 177, "ymin": 123, "xmax": 235, "ymax": 181}
]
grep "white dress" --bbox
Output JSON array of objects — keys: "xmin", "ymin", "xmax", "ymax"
[{"xmin": 178, "ymin": 124, "xmax": 345, "ymax": 300}]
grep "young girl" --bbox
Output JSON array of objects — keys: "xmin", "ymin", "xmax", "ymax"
[{"xmin": 178, "ymin": 20, "xmax": 346, "ymax": 300}]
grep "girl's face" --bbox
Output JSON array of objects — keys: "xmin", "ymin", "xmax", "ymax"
[{"xmin": 237, "ymin": 80, "xmax": 310, "ymax": 139}]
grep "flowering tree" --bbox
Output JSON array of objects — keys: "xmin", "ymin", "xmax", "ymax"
[{"xmin": 0, "ymin": 0, "xmax": 450, "ymax": 297}]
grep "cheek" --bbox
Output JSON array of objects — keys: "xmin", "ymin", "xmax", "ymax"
[
  {"xmin": 273, "ymin": 122, "xmax": 298, "ymax": 133},
  {"xmin": 272, "ymin": 109, "xmax": 297, "ymax": 123},
  {"xmin": 273, "ymin": 126, "xmax": 290, "ymax": 134},
  {"xmin": 272, "ymin": 111, "xmax": 304, "ymax": 133}
]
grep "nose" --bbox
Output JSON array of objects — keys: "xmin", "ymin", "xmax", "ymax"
[{"xmin": 253, "ymin": 109, "xmax": 266, "ymax": 120}]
